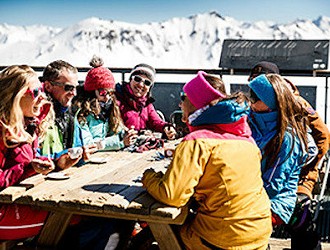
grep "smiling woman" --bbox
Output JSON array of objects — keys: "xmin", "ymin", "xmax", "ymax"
[
  {"xmin": 20, "ymin": 78, "xmax": 46, "ymax": 118},
  {"xmin": 0, "ymin": 65, "xmax": 55, "ymax": 240},
  {"xmin": 115, "ymin": 63, "xmax": 177, "ymax": 140}
]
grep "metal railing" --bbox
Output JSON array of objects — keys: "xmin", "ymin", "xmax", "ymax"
[{"xmin": 1, "ymin": 65, "xmax": 330, "ymax": 122}]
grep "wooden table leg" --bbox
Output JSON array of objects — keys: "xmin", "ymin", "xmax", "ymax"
[
  {"xmin": 148, "ymin": 222, "xmax": 182, "ymax": 250},
  {"xmin": 37, "ymin": 211, "xmax": 72, "ymax": 247}
]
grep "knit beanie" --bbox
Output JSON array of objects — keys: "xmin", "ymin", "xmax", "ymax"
[
  {"xmin": 249, "ymin": 61, "xmax": 279, "ymax": 80},
  {"xmin": 248, "ymin": 74, "xmax": 277, "ymax": 110},
  {"xmin": 129, "ymin": 63, "xmax": 156, "ymax": 83},
  {"xmin": 84, "ymin": 56, "xmax": 115, "ymax": 92},
  {"xmin": 183, "ymin": 71, "xmax": 226, "ymax": 109}
]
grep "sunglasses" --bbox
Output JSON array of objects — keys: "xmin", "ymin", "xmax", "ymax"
[
  {"xmin": 132, "ymin": 75, "xmax": 152, "ymax": 87},
  {"xmin": 249, "ymin": 89, "xmax": 260, "ymax": 104},
  {"xmin": 98, "ymin": 89, "xmax": 114, "ymax": 97},
  {"xmin": 180, "ymin": 91, "xmax": 187, "ymax": 102},
  {"xmin": 25, "ymin": 86, "xmax": 43, "ymax": 99},
  {"xmin": 50, "ymin": 81, "xmax": 76, "ymax": 92}
]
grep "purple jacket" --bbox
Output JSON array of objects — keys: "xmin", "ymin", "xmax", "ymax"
[{"xmin": 115, "ymin": 82, "xmax": 169, "ymax": 132}]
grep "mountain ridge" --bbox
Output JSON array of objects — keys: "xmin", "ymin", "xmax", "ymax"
[{"xmin": 0, "ymin": 11, "xmax": 329, "ymax": 68}]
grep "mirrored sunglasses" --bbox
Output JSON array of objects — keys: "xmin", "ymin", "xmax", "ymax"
[
  {"xmin": 25, "ymin": 86, "xmax": 43, "ymax": 99},
  {"xmin": 180, "ymin": 91, "xmax": 187, "ymax": 102},
  {"xmin": 98, "ymin": 89, "xmax": 114, "ymax": 97},
  {"xmin": 133, "ymin": 75, "xmax": 152, "ymax": 87},
  {"xmin": 50, "ymin": 81, "xmax": 76, "ymax": 92}
]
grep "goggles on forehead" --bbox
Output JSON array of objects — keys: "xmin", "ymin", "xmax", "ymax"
[
  {"xmin": 25, "ymin": 86, "xmax": 43, "ymax": 99},
  {"xmin": 132, "ymin": 75, "xmax": 152, "ymax": 87},
  {"xmin": 98, "ymin": 89, "xmax": 114, "ymax": 97},
  {"xmin": 50, "ymin": 81, "xmax": 76, "ymax": 92}
]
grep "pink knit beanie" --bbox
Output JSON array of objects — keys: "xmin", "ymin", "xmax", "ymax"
[
  {"xmin": 84, "ymin": 56, "xmax": 115, "ymax": 92},
  {"xmin": 183, "ymin": 71, "xmax": 226, "ymax": 109}
]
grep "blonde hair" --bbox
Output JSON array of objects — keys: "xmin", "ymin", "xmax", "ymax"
[{"xmin": 0, "ymin": 65, "xmax": 52, "ymax": 146}]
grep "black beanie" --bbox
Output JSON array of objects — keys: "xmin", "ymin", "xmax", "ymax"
[{"xmin": 249, "ymin": 61, "xmax": 279, "ymax": 80}]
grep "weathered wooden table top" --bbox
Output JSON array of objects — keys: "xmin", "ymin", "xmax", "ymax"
[{"xmin": 0, "ymin": 142, "xmax": 187, "ymax": 225}]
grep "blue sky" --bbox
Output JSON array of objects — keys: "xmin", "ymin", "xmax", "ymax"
[{"xmin": 0, "ymin": 0, "xmax": 329, "ymax": 27}]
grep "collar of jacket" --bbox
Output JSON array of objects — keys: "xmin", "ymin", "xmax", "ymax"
[
  {"xmin": 51, "ymin": 99, "xmax": 69, "ymax": 118},
  {"xmin": 190, "ymin": 99, "xmax": 249, "ymax": 126},
  {"xmin": 188, "ymin": 115, "xmax": 253, "ymax": 141},
  {"xmin": 248, "ymin": 110, "xmax": 278, "ymax": 137},
  {"xmin": 45, "ymin": 92, "xmax": 69, "ymax": 117}
]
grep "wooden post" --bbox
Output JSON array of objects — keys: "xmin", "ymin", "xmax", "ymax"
[
  {"xmin": 148, "ymin": 222, "xmax": 182, "ymax": 250},
  {"xmin": 37, "ymin": 211, "xmax": 72, "ymax": 247}
]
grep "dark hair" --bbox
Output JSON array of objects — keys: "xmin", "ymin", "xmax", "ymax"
[
  {"xmin": 249, "ymin": 61, "xmax": 280, "ymax": 81},
  {"xmin": 42, "ymin": 60, "xmax": 77, "ymax": 82},
  {"xmin": 263, "ymin": 74, "xmax": 309, "ymax": 169},
  {"xmin": 204, "ymin": 74, "xmax": 226, "ymax": 95},
  {"xmin": 248, "ymin": 89, "xmax": 260, "ymax": 104},
  {"xmin": 204, "ymin": 74, "xmax": 248, "ymax": 105}
]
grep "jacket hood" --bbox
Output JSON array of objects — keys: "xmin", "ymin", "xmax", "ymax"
[
  {"xmin": 188, "ymin": 100, "xmax": 252, "ymax": 139},
  {"xmin": 191, "ymin": 99, "xmax": 249, "ymax": 126}
]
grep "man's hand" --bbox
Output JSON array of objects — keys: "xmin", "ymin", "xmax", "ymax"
[{"xmin": 56, "ymin": 153, "xmax": 82, "ymax": 170}]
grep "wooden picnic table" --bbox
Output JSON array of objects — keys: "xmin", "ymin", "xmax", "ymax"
[{"xmin": 0, "ymin": 141, "xmax": 187, "ymax": 250}]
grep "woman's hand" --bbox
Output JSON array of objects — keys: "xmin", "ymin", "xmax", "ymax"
[
  {"xmin": 31, "ymin": 158, "xmax": 55, "ymax": 175},
  {"xmin": 164, "ymin": 126, "xmax": 177, "ymax": 140},
  {"xmin": 123, "ymin": 127, "xmax": 138, "ymax": 146},
  {"xmin": 82, "ymin": 144, "xmax": 98, "ymax": 161}
]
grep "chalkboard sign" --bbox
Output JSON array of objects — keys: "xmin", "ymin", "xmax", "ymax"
[{"xmin": 220, "ymin": 40, "xmax": 329, "ymax": 71}]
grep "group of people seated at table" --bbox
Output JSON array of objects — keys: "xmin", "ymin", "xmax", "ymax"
[{"xmin": 0, "ymin": 57, "xmax": 329, "ymax": 250}]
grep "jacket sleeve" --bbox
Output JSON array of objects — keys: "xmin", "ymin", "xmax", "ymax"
[
  {"xmin": 142, "ymin": 139, "xmax": 208, "ymax": 207},
  {"xmin": 296, "ymin": 96, "xmax": 330, "ymax": 196},
  {"xmin": 146, "ymin": 104, "xmax": 168, "ymax": 133},
  {"xmin": 79, "ymin": 121, "xmax": 95, "ymax": 146},
  {"xmin": 72, "ymin": 118, "xmax": 83, "ymax": 148},
  {"xmin": 103, "ymin": 132, "xmax": 125, "ymax": 151},
  {"xmin": 0, "ymin": 143, "xmax": 35, "ymax": 189},
  {"xmin": 305, "ymin": 128, "xmax": 319, "ymax": 165},
  {"xmin": 81, "ymin": 116, "xmax": 125, "ymax": 151}
]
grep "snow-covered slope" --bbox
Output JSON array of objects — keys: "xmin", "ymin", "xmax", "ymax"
[{"xmin": 0, "ymin": 12, "xmax": 329, "ymax": 68}]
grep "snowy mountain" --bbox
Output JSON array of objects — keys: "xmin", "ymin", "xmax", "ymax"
[{"xmin": 0, "ymin": 11, "xmax": 329, "ymax": 68}]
